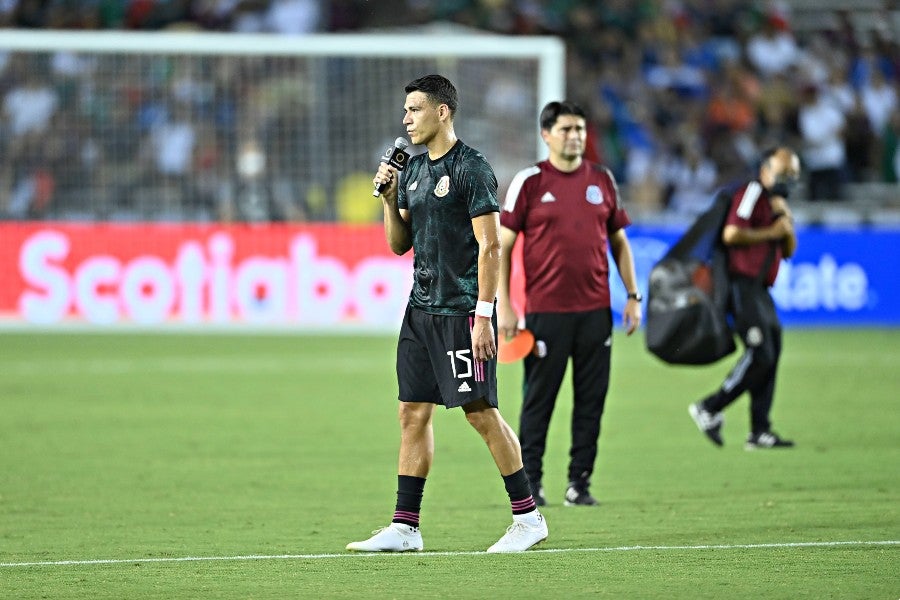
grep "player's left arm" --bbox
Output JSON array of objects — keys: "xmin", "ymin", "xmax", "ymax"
[
  {"xmin": 609, "ymin": 228, "xmax": 642, "ymax": 335},
  {"xmin": 472, "ymin": 211, "xmax": 500, "ymax": 362},
  {"xmin": 770, "ymin": 196, "xmax": 797, "ymax": 258}
]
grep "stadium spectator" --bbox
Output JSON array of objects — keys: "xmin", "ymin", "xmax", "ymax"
[
  {"xmin": 881, "ymin": 109, "xmax": 900, "ymax": 182},
  {"xmin": 797, "ymin": 83, "xmax": 847, "ymax": 200},
  {"xmin": 222, "ymin": 0, "xmax": 266, "ymax": 32},
  {"xmin": 346, "ymin": 74, "xmax": 547, "ymax": 553},
  {"xmin": 263, "ymin": 0, "xmax": 321, "ymax": 34},
  {"xmin": 136, "ymin": 99, "xmax": 200, "ymax": 217},
  {"xmin": 689, "ymin": 146, "xmax": 799, "ymax": 450},
  {"xmin": 645, "ymin": 44, "xmax": 708, "ymax": 101},
  {"xmin": 125, "ymin": 0, "xmax": 190, "ymax": 30},
  {"xmin": 821, "ymin": 63, "xmax": 878, "ymax": 183},
  {"xmin": 753, "ymin": 69, "xmax": 795, "ymax": 149},
  {"xmin": 705, "ymin": 66, "xmax": 756, "ymax": 135},
  {"xmin": 659, "ymin": 136, "xmax": 720, "ymax": 217},
  {"xmin": 0, "ymin": 0, "xmax": 18, "ymax": 26},
  {"xmin": 745, "ymin": 16, "xmax": 799, "ymax": 80},
  {"xmin": 2, "ymin": 60, "xmax": 59, "ymax": 218},
  {"xmin": 2, "ymin": 63, "xmax": 58, "ymax": 138},
  {"xmin": 821, "ymin": 62, "xmax": 857, "ymax": 115},
  {"xmin": 11, "ymin": 0, "xmax": 44, "ymax": 27},
  {"xmin": 859, "ymin": 67, "xmax": 898, "ymax": 140},
  {"xmin": 496, "ymin": 100, "xmax": 642, "ymax": 507},
  {"xmin": 215, "ymin": 125, "xmax": 306, "ymax": 222}
]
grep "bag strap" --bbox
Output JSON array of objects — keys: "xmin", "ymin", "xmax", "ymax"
[{"xmin": 665, "ymin": 189, "xmax": 731, "ymax": 260}]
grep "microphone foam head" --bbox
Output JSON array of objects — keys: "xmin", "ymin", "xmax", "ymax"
[{"xmin": 394, "ymin": 137, "xmax": 409, "ymax": 150}]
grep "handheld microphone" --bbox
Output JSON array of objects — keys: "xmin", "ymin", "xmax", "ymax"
[{"xmin": 372, "ymin": 137, "xmax": 410, "ymax": 197}]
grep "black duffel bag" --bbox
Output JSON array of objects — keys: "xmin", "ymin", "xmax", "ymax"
[
  {"xmin": 645, "ymin": 188, "xmax": 736, "ymax": 365},
  {"xmin": 645, "ymin": 256, "xmax": 735, "ymax": 365}
]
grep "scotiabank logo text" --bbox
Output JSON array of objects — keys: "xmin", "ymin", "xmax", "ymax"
[
  {"xmin": 627, "ymin": 238, "xmax": 872, "ymax": 314},
  {"xmin": 772, "ymin": 254, "xmax": 869, "ymax": 312},
  {"xmin": 18, "ymin": 230, "xmax": 413, "ymax": 326}
]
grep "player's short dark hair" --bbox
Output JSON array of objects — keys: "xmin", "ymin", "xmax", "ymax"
[
  {"xmin": 539, "ymin": 100, "xmax": 587, "ymax": 131},
  {"xmin": 405, "ymin": 74, "xmax": 459, "ymax": 115},
  {"xmin": 759, "ymin": 146, "xmax": 797, "ymax": 171},
  {"xmin": 760, "ymin": 146, "xmax": 780, "ymax": 165}
]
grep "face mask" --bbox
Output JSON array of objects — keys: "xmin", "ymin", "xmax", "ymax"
[
  {"xmin": 769, "ymin": 176, "xmax": 797, "ymax": 199},
  {"xmin": 238, "ymin": 149, "xmax": 265, "ymax": 178}
]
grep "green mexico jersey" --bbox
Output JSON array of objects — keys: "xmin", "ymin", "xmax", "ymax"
[{"xmin": 398, "ymin": 140, "xmax": 499, "ymax": 315}]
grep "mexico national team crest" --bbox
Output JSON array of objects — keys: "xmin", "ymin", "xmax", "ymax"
[
  {"xmin": 586, "ymin": 185, "xmax": 603, "ymax": 205},
  {"xmin": 434, "ymin": 175, "xmax": 450, "ymax": 198}
]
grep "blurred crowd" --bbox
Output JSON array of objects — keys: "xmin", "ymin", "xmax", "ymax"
[
  {"xmin": 1, "ymin": 49, "xmax": 319, "ymax": 221},
  {"xmin": 1, "ymin": 0, "xmax": 899, "ymax": 222}
]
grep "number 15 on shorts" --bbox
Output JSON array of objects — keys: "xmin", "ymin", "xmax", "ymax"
[{"xmin": 446, "ymin": 349, "xmax": 472, "ymax": 379}]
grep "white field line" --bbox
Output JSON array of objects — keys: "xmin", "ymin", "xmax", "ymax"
[{"xmin": 1, "ymin": 540, "xmax": 896, "ymax": 568}]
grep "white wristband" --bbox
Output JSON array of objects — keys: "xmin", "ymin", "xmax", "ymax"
[{"xmin": 475, "ymin": 300, "xmax": 494, "ymax": 318}]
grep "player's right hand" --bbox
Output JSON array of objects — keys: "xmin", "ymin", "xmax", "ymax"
[
  {"xmin": 374, "ymin": 162, "xmax": 398, "ymax": 201},
  {"xmin": 772, "ymin": 214, "xmax": 794, "ymax": 239},
  {"xmin": 471, "ymin": 317, "xmax": 497, "ymax": 362},
  {"xmin": 770, "ymin": 197, "xmax": 792, "ymax": 219}
]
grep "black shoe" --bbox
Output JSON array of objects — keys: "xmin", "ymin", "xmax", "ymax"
[
  {"xmin": 563, "ymin": 483, "xmax": 598, "ymax": 506},
  {"xmin": 745, "ymin": 431, "xmax": 794, "ymax": 450},
  {"xmin": 689, "ymin": 402, "xmax": 724, "ymax": 447},
  {"xmin": 530, "ymin": 482, "xmax": 546, "ymax": 507}
]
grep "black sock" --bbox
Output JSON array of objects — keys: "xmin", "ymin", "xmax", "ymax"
[
  {"xmin": 392, "ymin": 475, "xmax": 425, "ymax": 528},
  {"xmin": 502, "ymin": 468, "xmax": 536, "ymax": 515}
]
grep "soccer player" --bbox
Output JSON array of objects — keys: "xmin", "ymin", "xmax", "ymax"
[
  {"xmin": 689, "ymin": 146, "xmax": 799, "ymax": 449},
  {"xmin": 346, "ymin": 74, "xmax": 547, "ymax": 553},
  {"xmin": 497, "ymin": 100, "xmax": 642, "ymax": 507}
]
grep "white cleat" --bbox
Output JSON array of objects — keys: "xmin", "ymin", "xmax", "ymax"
[
  {"xmin": 486, "ymin": 511, "xmax": 548, "ymax": 553},
  {"xmin": 346, "ymin": 523, "xmax": 423, "ymax": 552}
]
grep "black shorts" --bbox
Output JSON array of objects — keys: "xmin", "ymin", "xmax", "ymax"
[{"xmin": 396, "ymin": 304, "xmax": 498, "ymax": 409}]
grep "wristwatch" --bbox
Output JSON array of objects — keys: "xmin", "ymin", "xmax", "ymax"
[{"xmin": 626, "ymin": 291, "xmax": 643, "ymax": 302}]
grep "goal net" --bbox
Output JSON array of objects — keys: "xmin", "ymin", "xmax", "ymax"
[{"xmin": 0, "ymin": 29, "xmax": 564, "ymax": 224}]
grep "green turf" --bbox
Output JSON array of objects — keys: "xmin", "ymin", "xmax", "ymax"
[{"xmin": 1, "ymin": 329, "xmax": 897, "ymax": 599}]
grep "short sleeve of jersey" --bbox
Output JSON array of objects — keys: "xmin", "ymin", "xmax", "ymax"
[
  {"xmin": 726, "ymin": 181, "xmax": 765, "ymax": 228},
  {"xmin": 603, "ymin": 167, "xmax": 631, "ymax": 232},
  {"xmin": 456, "ymin": 148, "xmax": 499, "ymax": 218}
]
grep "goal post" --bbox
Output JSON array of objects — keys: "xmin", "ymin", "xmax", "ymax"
[{"xmin": 0, "ymin": 29, "xmax": 565, "ymax": 223}]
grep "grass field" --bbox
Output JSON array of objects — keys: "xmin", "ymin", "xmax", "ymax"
[{"xmin": 1, "ymin": 329, "xmax": 897, "ymax": 599}]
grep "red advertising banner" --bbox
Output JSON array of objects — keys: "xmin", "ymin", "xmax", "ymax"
[{"xmin": 0, "ymin": 223, "xmax": 416, "ymax": 328}]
